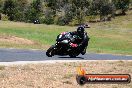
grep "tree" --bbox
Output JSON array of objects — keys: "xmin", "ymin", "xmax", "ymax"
[
  {"xmin": 0, "ymin": 0, "xmax": 4, "ymax": 20},
  {"xmin": 71, "ymin": 0, "xmax": 90, "ymax": 24},
  {"xmin": 3, "ymin": 0, "xmax": 16, "ymax": 21},
  {"xmin": 0, "ymin": 0, "xmax": 3, "ymax": 13},
  {"xmin": 44, "ymin": 0, "xmax": 60, "ymax": 24},
  {"xmin": 113, "ymin": 0, "xmax": 130, "ymax": 15},
  {"xmin": 90, "ymin": 0, "xmax": 114, "ymax": 21},
  {"xmin": 64, "ymin": 3, "xmax": 75, "ymax": 24},
  {"xmin": 26, "ymin": 0, "xmax": 43, "ymax": 22},
  {"xmin": 15, "ymin": 0, "xmax": 30, "ymax": 21},
  {"xmin": 100, "ymin": 2, "xmax": 115, "ymax": 21},
  {"xmin": 0, "ymin": 0, "xmax": 130, "ymax": 25}
]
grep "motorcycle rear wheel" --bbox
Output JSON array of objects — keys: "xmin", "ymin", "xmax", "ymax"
[{"xmin": 46, "ymin": 45, "xmax": 56, "ymax": 57}]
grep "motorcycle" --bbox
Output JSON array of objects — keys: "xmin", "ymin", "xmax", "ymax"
[{"xmin": 46, "ymin": 32, "xmax": 83, "ymax": 57}]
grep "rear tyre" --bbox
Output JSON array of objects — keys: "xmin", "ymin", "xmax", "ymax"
[{"xmin": 46, "ymin": 45, "xmax": 56, "ymax": 57}]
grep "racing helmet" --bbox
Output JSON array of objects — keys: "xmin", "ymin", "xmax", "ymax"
[{"xmin": 77, "ymin": 26, "xmax": 85, "ymax": 36}]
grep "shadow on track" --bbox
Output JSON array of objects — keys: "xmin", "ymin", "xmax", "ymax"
[{"xmin": 58, "ymin": 56, "xmax": 84, "ymax": 59}]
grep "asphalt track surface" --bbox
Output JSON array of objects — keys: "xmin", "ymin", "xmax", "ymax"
[{"xmin": 0, "ymin": 48, "xmax": 131, "ymax": 62}]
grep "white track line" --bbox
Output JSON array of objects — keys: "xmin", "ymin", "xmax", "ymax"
[{"xmin": 0, "ymin": 60, "xmax": 132, "ymax": 66}]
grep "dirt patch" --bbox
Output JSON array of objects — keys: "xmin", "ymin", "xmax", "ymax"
[
  {"xmin": 0, "ymin": 61, "xmax": 131, "ymax": 88},
  {"xmin": 0, "ymin": 35, "xmax": 34, "ymax": 45}
]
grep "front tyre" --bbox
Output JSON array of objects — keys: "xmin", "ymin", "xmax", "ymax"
[{"xmin": 46, "ymin": 45, "xmax": 56, "ymax": 57}]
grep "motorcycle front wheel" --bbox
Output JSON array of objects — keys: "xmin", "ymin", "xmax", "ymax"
[{"xmin": 46, "ymin": 45, "xmax": 56, "ymax": 57}]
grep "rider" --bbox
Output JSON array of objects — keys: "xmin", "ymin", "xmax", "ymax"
[{"xmin": 69, "ymin": 26, "xmax": 90, "ymax": 55}]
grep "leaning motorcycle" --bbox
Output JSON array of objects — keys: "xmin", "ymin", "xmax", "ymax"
[{"xmin": 46, "ymin": 32, "xmax": 83, "ymax": 57}]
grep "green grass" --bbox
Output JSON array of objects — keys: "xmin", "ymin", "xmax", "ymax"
[
  {"xmin": 0, "ymin": 21, "xmax": 74, "ymax": 45},
  {"xmin": 0, "ymin": 11, "xmax": 132, "ymax": 55},
  {"xmin": 87, "ymin": 11, "xmax": 132, "ymax": 55}
]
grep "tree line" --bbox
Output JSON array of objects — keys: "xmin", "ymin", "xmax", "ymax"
[{"xmin": 0, "ymin": 0, "xmax": 131, "ymax": 25}]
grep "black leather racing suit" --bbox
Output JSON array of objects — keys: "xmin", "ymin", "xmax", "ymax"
[{"xmin": 69, "ymin": 31, "xmax": 90, "ymax": 53}]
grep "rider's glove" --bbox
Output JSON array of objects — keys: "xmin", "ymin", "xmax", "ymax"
[
  {"xmin": 78, "ymin": 44, "xmax": 82, "ymax": 47},
  {"xmin": 70, "ymin": 43, "xmax": 78, "ymax": 48}
]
